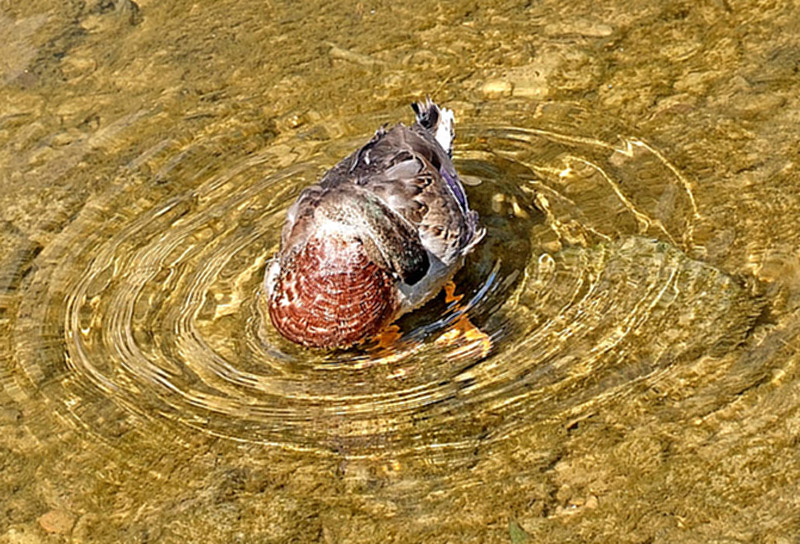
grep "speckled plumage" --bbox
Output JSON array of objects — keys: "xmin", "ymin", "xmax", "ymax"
[{"xmin": 265, "ymin": 100, "xmax": 485, "ymax": 348}]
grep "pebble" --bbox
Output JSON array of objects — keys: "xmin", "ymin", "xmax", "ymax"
[
  {"xmin": 544, "ymin": 19, "xmax": 614, "ymax": 38},
  {"xmin": 3, "ymin": 527, "xmax": 42, "ymax": 544},
  {"xmin": 480, "ymin": 79, "xmax": 513, "ymax": 98},
  {"xmin": 37, "ymin": 509, "xmax": 76, "ymax": 535},
  {"xmin": 460, "ymin": 174, "xmax": 482, "ymax": 187},
  {"xmin": 509, "ymin": 68, "xmax": 549, "ymax": 99},
  {"xmin": 327, "ymin": 42, "xmax": 383, "ymax": 67},
  {"xmin": 504, "ymin": 51, "xmax": 562, "ymax": 99},
  {"xmin": 733, "ymin": 92, "xmax": 786, "ymax": 117},
  {"xmin": 541, "ymin": 239, "xmax": 563, "ymax": 253},
  {"xmin": 61, "ymin": 56, "xmax": 97, "ymax": 81},
  {"xmin": 673, "ymin": 70, "xmax": 718, "ymax": 94},
  {"xmin": 554, "ymin": 494, "xmax": 599, "ymax": 516},
  {"xmin": 0, "ymin": 407, "xmax": 21, "ymax": 424}
]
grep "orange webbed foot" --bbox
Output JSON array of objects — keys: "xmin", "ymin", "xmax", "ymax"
[
  {"xmin": 436, "ymin": 282, "xmax": 492, "ymax": 358},
  {"xmin": 373, "ymin": 324, "xmax": 402, "ymax": 350},
  {"xmin": 443, "ymin": 280, "xmax": 463, "ymax": 304}
]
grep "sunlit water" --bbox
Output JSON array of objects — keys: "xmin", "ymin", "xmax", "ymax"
[{"xmin": 2, "ymin": 1, "xmax": 800, "ymax": 542}]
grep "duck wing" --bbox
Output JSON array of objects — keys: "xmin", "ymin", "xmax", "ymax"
[{"xmin": 340, "ymin": 124, "xmax": 484, "ymax": 264}]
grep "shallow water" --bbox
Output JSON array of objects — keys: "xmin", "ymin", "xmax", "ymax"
[{"xmin": 2, "ymin": 0, "xmax": 800, "ymax": 542}]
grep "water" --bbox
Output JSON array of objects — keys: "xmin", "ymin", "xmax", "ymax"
[{"xmin": 2, "ymin": 1, "xmax": 799, "ymax": 542}]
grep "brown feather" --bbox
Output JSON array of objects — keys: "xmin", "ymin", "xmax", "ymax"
[{"xmin": 268, "ymin": 236, "xmax": 397, "ymax": 348}]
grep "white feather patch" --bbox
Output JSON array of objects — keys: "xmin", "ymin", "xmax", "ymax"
[{"xmin": 434, "ymin": 107, "xmax": 455, "ymax": 153}]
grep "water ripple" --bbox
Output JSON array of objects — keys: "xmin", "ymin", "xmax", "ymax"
[{"xmin": 6, "ymin": 109, "xmax": 761, "ymax": 465}]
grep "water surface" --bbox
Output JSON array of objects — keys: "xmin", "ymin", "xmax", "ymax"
[{"xmin": 2, "ymin": 1, "xmax": 800, "ymax": 542}]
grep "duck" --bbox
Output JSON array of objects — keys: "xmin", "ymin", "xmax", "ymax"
[{"xmin": 264, "ymin": 99, "xmax": 485, "ymax": 348}]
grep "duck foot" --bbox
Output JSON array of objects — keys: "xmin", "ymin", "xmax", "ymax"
[
  {"xmin": 367, "ymin": 282, "xmax": 491, "ymax": 362},
  {"xmin": 435, "ymin": 281, "xmax": 492, "ymax": 358},
  {"xmin": 443, "ymin": 279, "xmax": 464, "ymax": 304},
  {"xmin": 373, "ymin": 324, "xmax": 402, "ymax": 350}
]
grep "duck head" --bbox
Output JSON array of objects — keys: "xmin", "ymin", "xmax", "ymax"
[{"xmin": 265, "ymin": 233, "xmax": 398, "ymax": 348}]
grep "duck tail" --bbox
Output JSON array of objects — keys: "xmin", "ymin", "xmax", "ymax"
[{"xmin": 411, "ymin": 98, "xmax": 455, "ymax": 156}]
